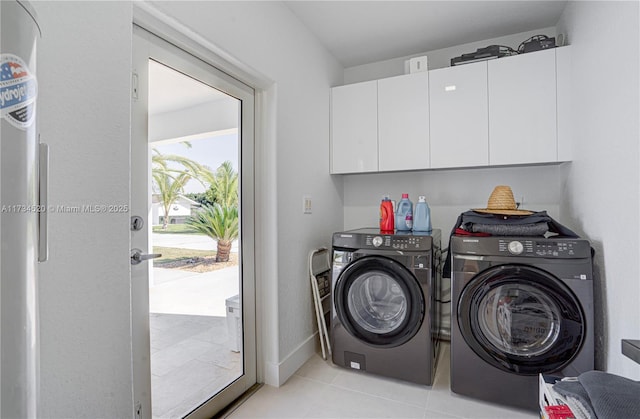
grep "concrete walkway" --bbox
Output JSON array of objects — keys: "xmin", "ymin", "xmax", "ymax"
[
  {"xmin": 150, "ymin": 266, "xmax": 239, "ymax": 317},
  {"xmin": 150, "ymin": 232, "xmax": 240, "ymax": 317}
]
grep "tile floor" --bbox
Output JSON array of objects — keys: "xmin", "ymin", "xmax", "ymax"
[
  {"xmin": 225, "ymin": 342, "xmax": 538, "ymax": 419},
  {"xmin": 150, "ymin": 313, "xmax": 241, "ymax": 418}
]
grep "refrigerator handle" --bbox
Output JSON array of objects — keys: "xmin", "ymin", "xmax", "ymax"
[{"xmin": 38, "ymin": 142, "xmax": 49, "ymax": 262}]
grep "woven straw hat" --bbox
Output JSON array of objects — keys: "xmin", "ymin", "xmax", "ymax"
[{"xmin": 474, "ymin": 185, "xmax": 533, "ymax": 216}]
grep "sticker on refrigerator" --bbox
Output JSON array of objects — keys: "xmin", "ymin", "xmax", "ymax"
[{"xmin": 0, "ymin": 54, "xmax": 38, "ymax": 130}]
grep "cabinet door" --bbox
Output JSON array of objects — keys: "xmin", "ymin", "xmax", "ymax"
[
  {"xmin": 488, "ymin": 49, "xmax": 557, "ymax": 165},
  {"xmin": 331, "ymin": 81, "xmax": 378, "ymax": 174},
  {"xmin": 429, "ymin": 62, "xmax": 489, "ymax": 168},
  {"xmin": 378, "ymin": 72, "xmax": 430, "ymax": 171},
  {"xmin": 556, "ymin": 47, "xmax": 572, "ymax": 162}
]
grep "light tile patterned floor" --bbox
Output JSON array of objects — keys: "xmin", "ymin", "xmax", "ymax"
[
  {"xmin": 226, "ymin": 343, "xmax": 538, "ymax": 419},
  {"xmin": 150, "ymin": 313, "xmax": 241, "ymax": 418}
]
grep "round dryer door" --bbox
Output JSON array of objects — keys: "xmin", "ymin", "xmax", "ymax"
[
  {"xmin": 458, "ymin": 264, "xmax": 585, "ymax": 375},
  {"xmin": 334, "ymin": 255, "xmax": 424, "ymax": 348}
]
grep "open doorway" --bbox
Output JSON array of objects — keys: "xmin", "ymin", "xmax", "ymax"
[
  {"xmin": 131, "ymin": 26, "xmax": 256, "ymax": 419},
  {"xmin": 148, "ymin": 59, "xmax": 242, "ymax": 417}
]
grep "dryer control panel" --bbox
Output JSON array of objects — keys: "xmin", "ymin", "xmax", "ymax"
[
  {"xmin": 498, "ymin": 239, "xmax": 585, "ymax": 257},
  {"xmin": 453, "ymin": 236, "xmax": 591, "ymax": 259}
]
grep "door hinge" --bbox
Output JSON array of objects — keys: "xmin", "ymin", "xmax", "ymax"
[{"xmin": 132, "ymin": 71, "xmax": 139, "ymax": 100}]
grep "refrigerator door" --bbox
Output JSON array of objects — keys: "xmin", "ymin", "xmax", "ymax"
[{"xmin": 0, "ymin": 1, "xmax": 41, "ymax": 417}]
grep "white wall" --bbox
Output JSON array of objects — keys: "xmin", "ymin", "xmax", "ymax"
[
  {"xmin": 344, "ymin": 27, "xmax": 557, "ymax": 83},
  {"xmin": 343, "ymin": 165, "xmax": 563, "ymax": 249},
  {"xmin": 35, "ymin": 1, "xmax": 134, "ymax": 417},
  {"xmin": 557, "ymin": 1, "xmax": 640, "ymax": 379},
  {"xmin": 147, "ymin": 1, "xmax": 345, "ymax": 385}
]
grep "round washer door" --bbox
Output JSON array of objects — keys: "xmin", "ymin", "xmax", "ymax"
[
  {"xmin": 334, "ymin": 255, "xmax": 424, "ymax": 348},
  {"xmin": 458, "ymin": 264, "xmax": 585, "ymax": 375}
]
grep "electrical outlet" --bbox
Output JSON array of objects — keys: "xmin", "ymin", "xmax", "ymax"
[{"xmin": 303, "ymin": 195, "xmax": 312, "ymax": 214}]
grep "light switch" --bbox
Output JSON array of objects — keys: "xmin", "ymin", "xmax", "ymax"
[{"xmin": 303, "ymin": 195, "xmax": 312, "ymax": 214}]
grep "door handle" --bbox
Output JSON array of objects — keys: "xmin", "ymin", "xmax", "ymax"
[
  {"xmin": 130, "ymin": 248, "xmax": 162, "ymax": 265},
  {"xmin": 38, "ymin": 142, "xmax": 49, "ymax": 262}
]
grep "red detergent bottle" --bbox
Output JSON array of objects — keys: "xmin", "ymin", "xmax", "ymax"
[{"xmin": 379, "ymin": 195, "xmax": 395, "ymax": 232}]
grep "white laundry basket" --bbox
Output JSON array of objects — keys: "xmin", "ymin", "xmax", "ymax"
[{"xmin": 225, "ymin": 294, "xmax": 241, "ymax": 352}]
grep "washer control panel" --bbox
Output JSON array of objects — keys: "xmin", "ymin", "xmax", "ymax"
[
  {"xmin": 497, "ymin": 239, "xmax": 581, "ymax": 257},
  {"xmin": 507, "ymin": 241, "xmax": 524, "ymax": 255},
  {"xmin": 333, "ymin": 229, "xmax": 441, "ymax": 252},
  {"xmin": 365, "ymin": 235, "xmax": 426, "ymax": 250}
]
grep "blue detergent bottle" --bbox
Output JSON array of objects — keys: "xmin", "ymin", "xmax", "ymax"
[
  {"xmin": 395, "ymin": 193, "xmax": 413, "ymax": 231},
  {"xmin": 413, "ymin": 195, "xmax": 432, "ymax": 232}
]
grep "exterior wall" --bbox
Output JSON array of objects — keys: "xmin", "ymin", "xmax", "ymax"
[{"xmin": 154, "ymin": 198, "xmax": 197, "ymax": 225}]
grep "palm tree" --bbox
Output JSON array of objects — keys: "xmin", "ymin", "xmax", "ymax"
[
  {"xmin": 186, "ymin": 204, "xmax": 239, "ymax": 262},
  {"xmin": 152, "ymin": 148, "xmax": 208, "ymax": 180},
  {"xmin": 202, "ymin": 160, "xmax": 238, "ymax": 208},
  {"xmin": 151, "ymin": 149, "xmax": 212, "ymax": 229},
  {"xmin": 153, "ymin": 170, "xmax": 191, "ymax": 230},
  {"xmin": 213, "ymin": 161, "xmax": 238, "ymax": 208}
]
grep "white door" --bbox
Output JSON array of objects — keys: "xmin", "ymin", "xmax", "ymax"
[{"xmin": 131, "ymin": 26, "xmax": 256, "ymax": 418}]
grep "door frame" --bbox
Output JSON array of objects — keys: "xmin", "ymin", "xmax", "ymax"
[
  {"xmin": 132, "ymin": 0, "xmax": 278, "ymax": 395},
  {"xmin": 131, "ymin": 23, "xmax": 258, "ymax": 418}
]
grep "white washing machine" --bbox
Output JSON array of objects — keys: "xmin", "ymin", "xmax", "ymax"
[{"xmin": 330, "ymin": 228, "xmax": 441, "ymax": 385}]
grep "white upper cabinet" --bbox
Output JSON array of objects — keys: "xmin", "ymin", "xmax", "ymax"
[
  {"xmin": 429, "ymin": 61, "xmax": 489, "ymax": 168},
  {"xmin": 330, "ymin": 48, "xmax": 568, "ymax": 174},
  {"xmin": 488, "ymin": 49, "xmax": 557, "ymax": 165},
  {"xmin": 330, "ymin": 80, "xmax": 378, "ymax": 174},
  {"xmin": 378, "ymin": 72, "xmax": 430, "ymax": 171},
  {"xmin": 556, "ymin": 46, "xmax": 572, "ymax": 162}
]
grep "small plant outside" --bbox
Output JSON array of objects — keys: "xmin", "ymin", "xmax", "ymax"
[
  {"xmin": 185, "ymin": 160, "xmax": 240, "ymax": 263},
  {"xmin": 186, "ymin": 204, "xmax": 238, "ymax": 262}
]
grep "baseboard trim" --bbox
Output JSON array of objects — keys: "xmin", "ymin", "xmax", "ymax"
[{"xmin": 263, "ymin": 333, "xmax": 318, "ymax": 387}]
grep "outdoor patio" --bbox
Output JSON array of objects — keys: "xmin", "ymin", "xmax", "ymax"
[
  {"xmin": 150, "ymin": 312, "xmax": 241, "ymax": 418},
  {"xmin": 150, "ymin": 234, "xmax": 241, "ymax": 418}
]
